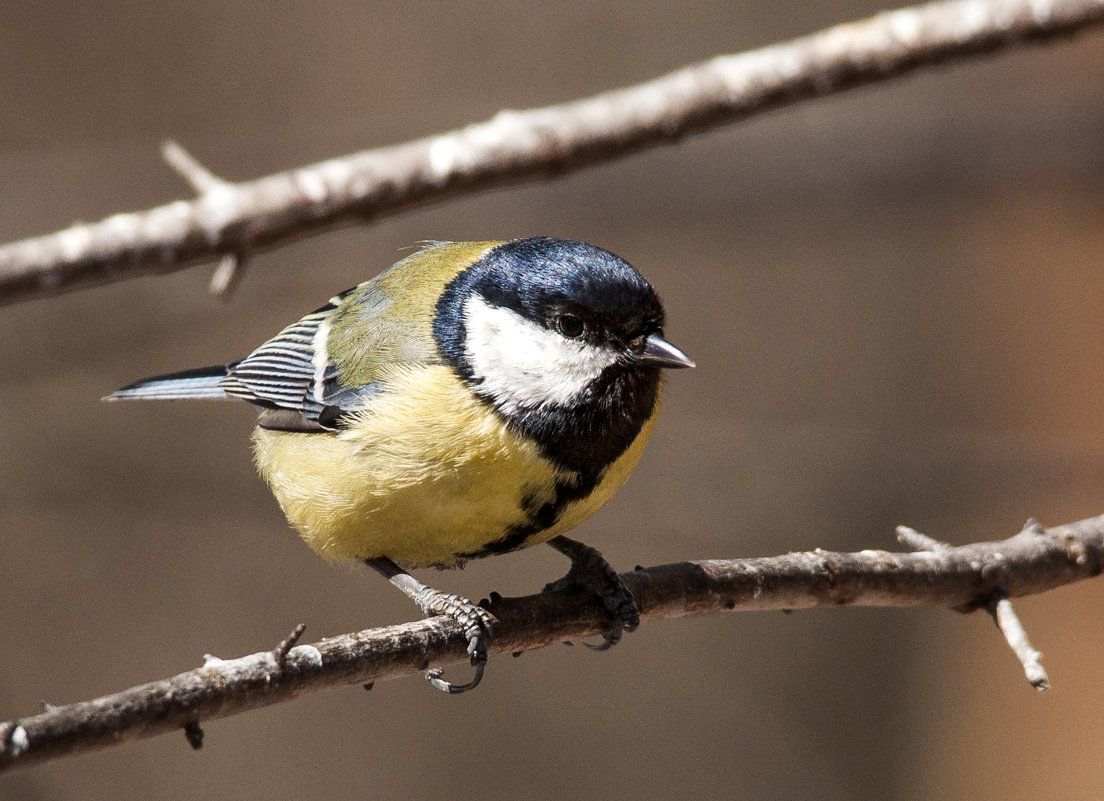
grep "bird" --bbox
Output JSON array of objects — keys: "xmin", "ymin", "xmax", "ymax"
[{"xmin": 107, "ymin": 236, "xmax": 694, "ymax": 692}]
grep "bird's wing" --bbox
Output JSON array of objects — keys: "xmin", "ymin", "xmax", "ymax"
[
  {"xmin": 107, "ymin": 243, "xmax": 495, "ymax": 426},
  {"xmin": 220, "ymin": 281, "xmax": 436, "ymax": 431},
  {"xmin": 218, "ymin": 291, "xmax": 347, "ymax": 419}
]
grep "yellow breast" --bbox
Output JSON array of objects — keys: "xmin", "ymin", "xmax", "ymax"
[{"xmin": 252, "ymin": 364, "xmax": 659, "ymax": 568}]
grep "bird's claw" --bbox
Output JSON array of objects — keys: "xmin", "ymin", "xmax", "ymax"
[
  {"xmin": 583, "ymin": 618, "xmax": 622, "ymax": 651},
  {"xmin": 580, "ymin": 586, "xmax": 637, "ymax": 649},
  {"xmin": 425, "ymin": 628, "xmax": 489, "ymax": 694},
  {"xmin": 415, "ymin": 593, "xmax": 495, "ymax": 694}
]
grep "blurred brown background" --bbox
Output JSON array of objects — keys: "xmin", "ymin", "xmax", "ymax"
[{"xmin": 2, "ymin": 2, "xmax": 1103, "ymax": 799}]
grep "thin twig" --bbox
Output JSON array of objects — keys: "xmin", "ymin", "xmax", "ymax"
[
  {"xmin": 162, "ymin": 140, "xmax": 227, "ymax": 194},
  {"xmin": 0, "ymin": 513, "xmax": 1101, "ymax": 773},
  {"xmin": 987, "ymin": 594, "xmax": 1050, "ymax": 690},
  {"xmin": 0, "ymin": 0, "xmax": 1102, "ymax": 306},
  {"xmin": 896, "ymin": 525, "xmax": 953, "ymax": 552}
]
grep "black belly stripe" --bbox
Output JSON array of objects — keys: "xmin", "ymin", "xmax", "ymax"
[{"xmin": 458, "ymin": 471, "xmax": 598, "ymax": 559}]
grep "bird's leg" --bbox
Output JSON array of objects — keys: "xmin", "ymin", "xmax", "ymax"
[
  {"xmin": 544, "ymin": 535, "xmax": 640, "ymax": 650},
  {"xmin": 364, "ymin": 557, "xmax": 495, "ymax": 694}
]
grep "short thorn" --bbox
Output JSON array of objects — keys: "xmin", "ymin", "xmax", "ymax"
[
  {"xmin": 209, "ymin": 253, "xmax": 248, "ymax": 297},
  {"xmin": 183, "ymin": 721, "xmax": 205, "ymax": 750},
  {"xmin": 273, "ymin": 622, "xmax": 307, "ymax": 667},
  {"xmin": 1023, "ymin": 518, "xmax": 1046, "ymax": 536}
]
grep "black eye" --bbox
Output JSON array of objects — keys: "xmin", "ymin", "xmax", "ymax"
[{"xmin": 556, "ymin": 314, "xmax": 585, "ymax": 338}]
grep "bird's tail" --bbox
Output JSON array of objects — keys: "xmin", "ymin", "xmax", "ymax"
[{"xmin": 104, "ymin": 364, "xmax": 235, "ymax": 401}]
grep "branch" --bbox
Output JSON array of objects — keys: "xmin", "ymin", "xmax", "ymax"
[
  {"xmin": 2, "ymin": 0, "xmax": 1102, "ymax": 306},
  {"xmin": 161, "ymin": 140, "xmax": 248, "ymax": 296},
  {"xmin": 896, "ymin": 522, "xmax": 1052, "ymax": 690},
  {"xmin": 1, "ymin": 514, "xmax": 1101, "ymax": 773}
]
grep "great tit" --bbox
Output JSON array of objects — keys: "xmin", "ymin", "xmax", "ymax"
[{"xmin": 108, "ymin": 237, "xmax": 694, "ymax": 692}]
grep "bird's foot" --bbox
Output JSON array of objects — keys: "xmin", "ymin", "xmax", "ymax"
[
  {"xmin": 365, "ymin": 557, "xmax": 496, "ymax": 694},
  {"xmin": 412, "ymin": 588, "xmax": 495, "ymax": 693},
  {"xmin": 545, "ymin": 535, "xmax": 639, "ymax": 650}
]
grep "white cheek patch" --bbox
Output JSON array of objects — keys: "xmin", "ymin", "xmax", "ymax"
[{"xmin": 463, "ymin": 294, "xmax": 618, "ymax": 414}]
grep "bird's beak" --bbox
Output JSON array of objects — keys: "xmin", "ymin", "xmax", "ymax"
[{"xmin": 637, "ymin": 334, "xmax": 696, "ymax": 369}]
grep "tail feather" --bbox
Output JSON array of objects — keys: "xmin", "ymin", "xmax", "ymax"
[{"xmin": 104, "ymin": 364, "xmax": 234, "ymax": 401}]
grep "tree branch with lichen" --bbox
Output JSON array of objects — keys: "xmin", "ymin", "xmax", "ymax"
[
  {"xmin": 1, "ymin": 515, "xmax": 1101, "ymax": 773},
  {"xmin": 1, "ymin": 0, "xmax": 1102, "ymax": 306}
]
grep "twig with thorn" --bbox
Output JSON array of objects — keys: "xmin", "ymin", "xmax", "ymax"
[
  {"xmin": 3, "ymin": 513, "xmax": 1104, "ymax": 772},
  {"xmin": 895, "ymin": 525, "xmax": 951, "ymax": 552},
  {"xmin": 160, "ymin": 140, "xmax": 247, "ymax": 297},
  {"xmin": 161, "ymin": 140, "xmax": 227, "ymax": 194},
  {"xmin": 897, "ymin": 523, "xmax": 1049, "ymax": 690},
  {"xmin": 3, "ymin": 0, "xmax": 1104, "ymax": 308},
  {"xmin": 183, "ymin": 624, "xmax": 309, "ymax": 751}
]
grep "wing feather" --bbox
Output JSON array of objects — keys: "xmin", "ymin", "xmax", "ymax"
[{"xmin": 219, "ymin": 286, "xmax": 391, "ymax": 430}]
